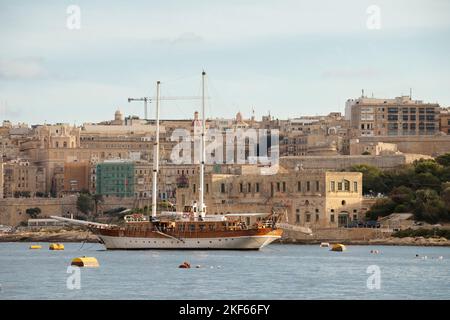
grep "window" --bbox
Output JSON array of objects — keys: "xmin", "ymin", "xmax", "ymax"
[
  {"xmin": 276, "ymin": 182, "xmax": 281, "ymax": 192},
  {"xmin": 296, "ymin": 213, "xmax": 300, "ymax": 224},
  {"xmin": 354, "ymin": 181, "xmax": 358, "ymax": 192},
  {"xmin": 248, "ymin": 183, "xmax": 251, "ymax": 193},
  {"xmin": 330, "ymin": 181, "xmax": 335, "ymax": 192},
  {"xmin": 344, "ymin": 180, "xmax": 350, "ymax": 191},
  {"xmin": 306, "ymin": 181, "xmax": 310, "ymax": 192},
  {"xmin": 330, "ymin": 214, "xmax": 335, "ymax": 223},
  {"xmin": 388, "ymin": 107, "xmax": 398, "ymax": 113},
  {"xmin": 255, "ymin": 183, "xmax": 260, "ymax": 193},
  {"xmin": 206, "ymin": 183, "xmax": 209, "ymax": 193},
  {"xmin": 297, "ymin": 181, "xmax": 301, "ymax": 192},
  {"xmin": 282, "ymin": 182, "xmax": 286, "ymax": 192},
  {"xmin": 239, "ymin": 183, "xmax": 243, "ymax": 193},
  {"xmin": 306, "ymin": 214, "xmax": 311, "ymax": 223},
  {"xmin": 388, "ymin": 115, "xmax": 398, "ymax": 121},
  {"xmin": 220, "ymin": 183, "xmax": 225, "ymax": 193},
  {"xmin": 337, "ymin": 182, "xmax": 343, "ymax": 191},
  {"xmin": 316, "ymin": 181, "xmax": 319, "ymax": 192}
]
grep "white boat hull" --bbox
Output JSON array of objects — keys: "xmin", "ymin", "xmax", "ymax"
[{"xmin": 98, "ymin": 234, "xmax": 281, "ymax": 250}]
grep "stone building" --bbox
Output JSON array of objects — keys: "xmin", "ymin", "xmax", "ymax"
[
  {"xmin": 0, "ymin": 161, "xmax": 3, "ymax": 198},
  {"xmin": 95, "ymin": 160, "xmax": 135, "ymax": 197},
  {"xmin": 176, "ymin": 166, "xmax": 363, "ymax": 228},
  {"xmin": 63, "ymin": 161, "xmax": 90, "ymax": 194},
  {"xmin": 348, "ymin": 95, "xmax": 440, "ymax": 137},
  {"xmin": 280, "ymin": 113, "xmax": 350, "ymax": 156},
  {"xmin": 2, "ymin": 159, "xmax": 46, "ymax": 197},
  {"xmin": 440, "ymin": 108, "xmax": 450, "ymax": 135}
]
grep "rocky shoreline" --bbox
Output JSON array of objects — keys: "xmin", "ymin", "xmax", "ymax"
[
  {"xmin": 0, "ymin": 230, "xmax": 99, "ymax": 243},
  {"xmin": 1, "ymin": 230, "xmax": 450, "ymax": 246},
  {"xmin": 280, "ymin": 236, "xmax": 450, "ymax": 247}
]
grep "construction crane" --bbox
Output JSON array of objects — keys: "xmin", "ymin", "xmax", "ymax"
[{"xmin": 127, "ymin": 96, "xmax": 209, "ymax": 120}]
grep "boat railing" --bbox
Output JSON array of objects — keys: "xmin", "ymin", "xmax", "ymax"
[{"xmin": 124, "ymin": 214, "xmax": 149, "ymax": 223}]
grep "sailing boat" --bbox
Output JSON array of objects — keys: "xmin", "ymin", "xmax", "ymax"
[{"xmin": 53, "ymin": 72, "xmax": 283, "ymax": 250}]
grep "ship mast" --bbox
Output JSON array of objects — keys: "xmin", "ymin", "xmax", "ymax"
[
  {"xmin": 151, "ymin": 80, "xmax": 161, "ymax": 218},
  {"xmin": 199, "ymin": 71, "xmax": 206, "ymax": 218}
]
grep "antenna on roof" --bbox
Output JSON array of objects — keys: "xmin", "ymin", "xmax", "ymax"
[
  {"xmin": 361, "ymin": 89, "xmax": 365, "ymax": 98},
  {"xmin": 410, "ymin": 88, "xmax": 412, "ymax": 99}
]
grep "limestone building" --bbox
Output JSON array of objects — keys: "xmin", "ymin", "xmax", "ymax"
[
  {"xmin": 176, "ymin": 166, "xmax": 363, "ymax": 228},
  {"xmin": 440, "ymin": 108, "xmax": 450, "ymax": 135},
  {"xmin": 348, "ymin": 95, "xmax": 440, "ymax": 137},
  {"xmin": 2, "ymin": 159, "xmax": 46, "ymax": 197}
]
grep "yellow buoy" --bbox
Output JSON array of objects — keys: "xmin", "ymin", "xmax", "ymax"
[
  {"xmin": 71, "ymin": 256, "xmax": 99, "ymax": 268},
  {"xmin": 49, "ymin": 243, "xmax": 65, "ymax": 250},
  {"xmin": 29, "ymin": 245, "xmax": 42, "ymax": 250},
  {"xmin": 330, "ymin": 243, "xmax": 346, "ymax": 252}
]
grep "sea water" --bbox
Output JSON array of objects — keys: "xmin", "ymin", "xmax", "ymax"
[{"xmin": 0, "ymin": 242, "xmax": 448, "ymax": 299}]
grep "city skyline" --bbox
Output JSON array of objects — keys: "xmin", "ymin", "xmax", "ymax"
[{"xmin": 1, "ymin": 0, "xmax": 450, "ymax": 125}]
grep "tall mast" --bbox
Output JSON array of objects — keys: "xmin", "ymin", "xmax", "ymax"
[
  {"xmin": 199, "ymin": 71, "xmax": 206, "ymax": 217},
  {"xmin": 151, "ymin": 81, "xmax": 161, "ymax": 218}
]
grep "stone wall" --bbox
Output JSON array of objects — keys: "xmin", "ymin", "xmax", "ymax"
[
  {"xmin": 0, "ymin": 196, "xmax": 77, "ymax": 226},
  {"xmin": 0, "ymin": 195, "xmax": 141, "ymax": 226},
  {"xmin": 280, "ymin": 154, "xmax": 425, "ymax": 171},
  {"xmin": 282, "ymin": 227, "xmax": 392, "ymax": 242},
  {"xmin": 352, "ymin": 135, "xmax": 450, "ymax": 157}
]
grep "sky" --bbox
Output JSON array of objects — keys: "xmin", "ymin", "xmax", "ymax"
[{"xmin": 1, "ymin": 0, "xmax": 450, "ymax": 125}]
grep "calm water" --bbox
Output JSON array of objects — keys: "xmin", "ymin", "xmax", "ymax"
[{"xmin": 0, "ymin": 242, "xmax": 449, "ymax": 300}]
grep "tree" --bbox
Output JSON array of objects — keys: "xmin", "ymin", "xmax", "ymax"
[
  {"xmin": 26, "ymin": 207, "xmax": 41, "ymax": 219},
  {"xmin": 411, "ymin": 173, "xmax": 441, "ymax": 191},
  {"xmin": 366, "ymin": 198, "xmax": 396, "ymax": 220},
  {"xmin": 350, "ymin": 164, "xmax": 387, "ymax": 195},
  {"xmin": 413, "ymin": 159, "xmax": 442, "ymax": 176},
  {"xmin": 442, "ymin": 187, "xmax": 450, "ymax": 210},
  {"xmin": 77, "ymin": 193, "xmax": 94, "ymax": 215},
  {"xmin": 413, "ymin": 189, "xmax": 448, "ymax": 223},
  {"xmin": 92, "ymin": 194, "xmax": 104, "ymax": 215},
  {"xmin": 435, "ymin": 153, "xmax": 450, "ymax": 167},
  {"xmin": 390, "ymin": 186, "xmax": 415, "ymax": 205}
]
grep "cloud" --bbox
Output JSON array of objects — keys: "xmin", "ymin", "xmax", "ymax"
[{"xmin": 0, "ymin": 57, "xmax": 46, "ymax": 80}]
